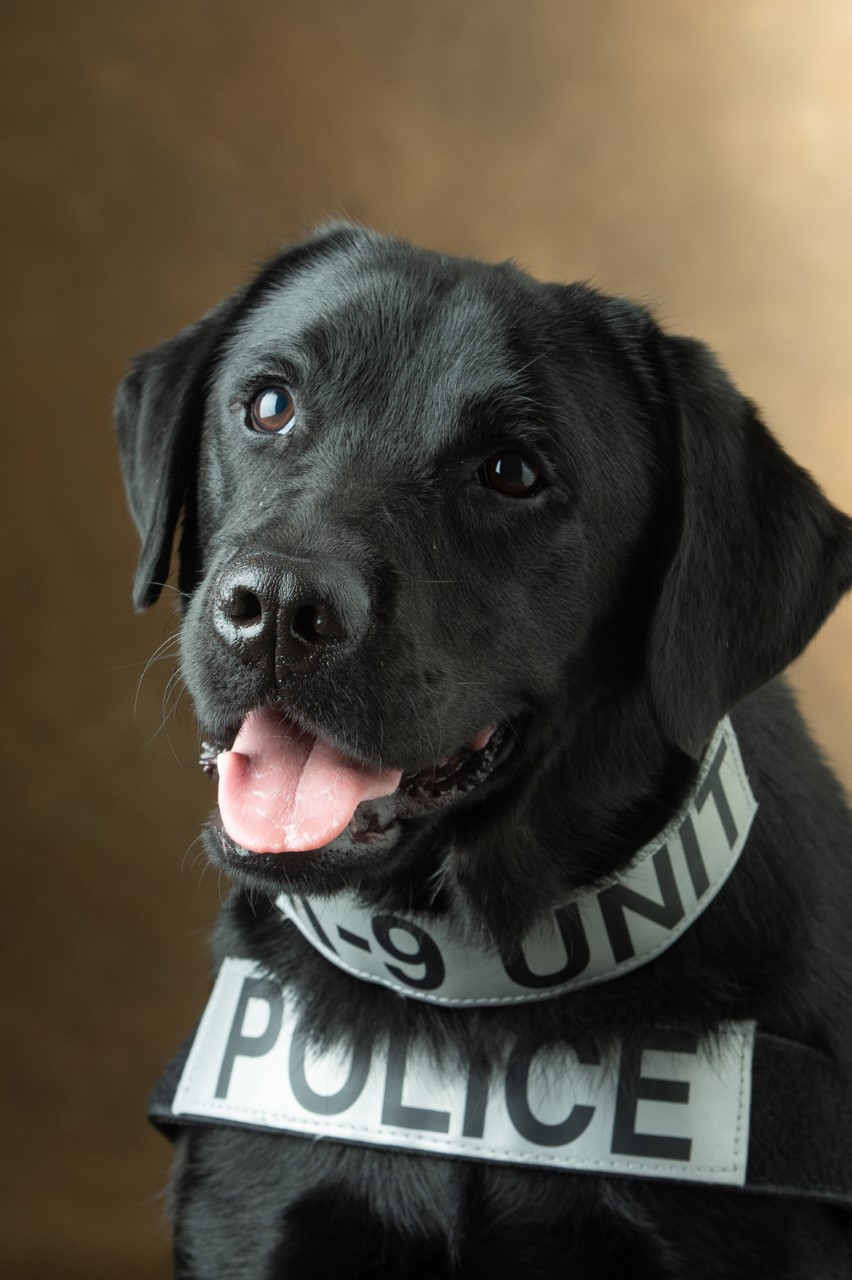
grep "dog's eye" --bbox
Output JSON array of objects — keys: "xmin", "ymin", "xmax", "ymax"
[
  {"xmin": 249, "ymin": 387, "xmax": 297, "ymax": 435},
  {"xmin": 478, "ymin": 451, "xmax": 542, "ymax": 497}
]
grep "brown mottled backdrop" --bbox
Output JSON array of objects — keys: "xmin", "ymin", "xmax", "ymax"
[{"xmin": 2, "ymin": 1, "xmax": 850, "ymax": 1275}]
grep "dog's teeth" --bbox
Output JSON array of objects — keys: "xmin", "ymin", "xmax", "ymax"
[
  {"xmin": 470, "ymin": 726, "xmax": 496, "ymax": 752},
  {"xmin": 199, "ymin": 740, "xmax": 220, "ymax": 778}
]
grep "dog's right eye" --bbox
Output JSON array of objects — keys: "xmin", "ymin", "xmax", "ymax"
[
  {"xmin": 478, "ymin": 450, "xmax": 542, "ymax": 497},
  {"xmin": 249, "ymin": 388, "xmax": 297, "ymax": 435}
]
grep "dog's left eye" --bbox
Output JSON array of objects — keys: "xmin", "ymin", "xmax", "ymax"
[
  {"xmin": 478, "ymin": 450, "xmax": 542, "ymax": 497},
  {"xmin": 249, "ymin": 387, "xmax": 297, "ymax": 435}
]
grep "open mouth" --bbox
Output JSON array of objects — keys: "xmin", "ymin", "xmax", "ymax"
[{"xmin": 199, "ymin": 709, "xmax": 513, "ymax": 858}]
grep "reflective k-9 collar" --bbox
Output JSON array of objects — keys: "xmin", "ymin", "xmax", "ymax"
[{"xmin": 276, "ymin": 718, "xmax": 756, "ymax": 1006}]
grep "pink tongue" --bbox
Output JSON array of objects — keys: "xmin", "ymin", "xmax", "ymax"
[{"xmin": 217, "ymin": 709, "xmax": 403, "ymax": 854}]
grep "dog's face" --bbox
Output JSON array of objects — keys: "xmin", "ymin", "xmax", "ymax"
[
  {"xmin": 178, "ymin": 237, "xmax": 663, "ymax": 891},
  {"xmin": 116, "ymin": 226, "xmax": 852, "ymax": 912}
]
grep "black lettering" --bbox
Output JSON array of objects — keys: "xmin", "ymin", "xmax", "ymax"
[
  {"xmin": 598, "ymin": 846, "xmax": 684, "ymax": 963},
  {"xmin": 695, "ymin": 737, "xmax": 737, "ymax": 847},
  {"xmin": 381, "ymin": 1034, "xmax": 451, "ymax": 1133},
  {"xmin": 501, "ymin": 903, "xmax": 591, "ymax": 989},
  {"xmin": 215, "ymin": 977, "xmax": 283, "ymax": 1099},
  {"xmin": 299, "ymin": 898, "xmax": 338, "ymax": 954},
  {"xmin": 505, "ymin": 1042, "xmax": 596, "ymax": 1147},
  {"xmin": 611, "ymin": 1029, "xmax": 696, "ymax": 1161},
  {"xmin": 462, "ymin": 1055, "xmax": 490, "ymax": 1139},
  {"xmin": 337, "ymin": 926, "xmax": 371, "ymax": 952},
  {"xmin": 288, "ymin": 1021, "xmax": 371, "ymax": 1115},
  {"xmin": 372, "ymin": 915, "xmax": 445, "ymax": 991},
  {"xmin": 679, "ymin": 813, "xmax": 710, "ymax": 898}
]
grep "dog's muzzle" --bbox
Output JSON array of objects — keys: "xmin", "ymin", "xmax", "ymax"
[{"xmin": 198, "ymin": 550, "xmax": 516, "ymax": 860}]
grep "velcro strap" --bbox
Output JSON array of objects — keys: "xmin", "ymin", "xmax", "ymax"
[{"xmin": 747, "ymin": 1033, "xmax": 852, "ymax": 1207}]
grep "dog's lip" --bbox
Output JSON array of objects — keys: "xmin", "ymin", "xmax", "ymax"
[
  {"xmin": 206, "ymin": 804, "xmax": 405, "ymax": 892},
  {"xmin": 199, "ymin": 713, "xmax": 521, "ymax": 860},
  {"xmin": 395, "ymin": 723, "xmax": 510, "ymax": 809},
  {"xmin": 198, "ymin": 715, "xmax": 510, "ymax": 788},
  {"xmin": 198, "ymin": 709, "xmax": 389, "ymax": 778}
]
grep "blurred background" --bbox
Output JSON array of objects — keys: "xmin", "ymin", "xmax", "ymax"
[{"xmin": 2, "ymin": 1, "xmax": 851, "ymax": 1275}]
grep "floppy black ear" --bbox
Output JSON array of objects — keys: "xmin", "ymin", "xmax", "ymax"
[
  {"xmin": 648, "ymin": 334, "xmax": 852, "ymax": 756},
  {"xmin": 115, "ymin": 223, "xmax": 371, "ymax": 611},
  {"xmin": 114, "ymin": 291, "xmax": 248, "ymax": 610}
]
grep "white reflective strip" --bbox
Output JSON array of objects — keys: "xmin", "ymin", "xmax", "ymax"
[
  {"xmin": 276, "ymin": 719, "xmax": 756, "ymax": 1006},
  {"xmin": 172, "ymin": 957, "xmax": 755, "ymax": 1187}
]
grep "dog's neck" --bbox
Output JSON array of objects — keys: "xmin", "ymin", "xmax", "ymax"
[
  {"xmin": 276, "ymin": 718, "xmax": 755, "ymax": 1007},
  {"xmin": 435, "ymin": 684, "xmax": 699, "ymax": 947}
]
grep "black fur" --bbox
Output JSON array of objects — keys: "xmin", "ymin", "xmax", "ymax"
[{"xmin": 116, "ymin": 226, "xmax": 852, "ymax": 1277}]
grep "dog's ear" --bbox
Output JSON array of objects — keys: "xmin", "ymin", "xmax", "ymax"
[
  {"xmin": 115, "ymin": 223, "xmax": 372, "ymax": 611},
  {"xmin": 647, "ymin": 333, "xmax": 852, "ymax": 756},
  {"xmin": 114, "ymin": 290, "xmax": 248, "ymax": 610}
]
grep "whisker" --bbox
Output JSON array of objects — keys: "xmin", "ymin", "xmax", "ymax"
[
  {"xmin": 108, "ymin": 653, "xmax": 179, "ymax": 673},
  {"xmin": 388, "ymin": 569, "xmax": 462, "ymax": 585},
  {"xmin": 143, "ymin": 715, "xmax": 183, "ymax": 768},
  {"xmin": 512, "ymin": 351, "xmax": 546, "ymax": 379},
  {"xmin": 401, "ymin": 686, "xmax": 438, "ymax": 771},
  {"xmin": 162, "ymin": 668, "xmax": 187, "ymax": 721},
  {"xmin": 133, "ymin": 630, "xmax": 182, "ymax": 720},
  {"xmin": 144, "ymin": 580, "xmax": 191, "ymax": 601},
  {"xmin": 181, "ymin": 831, "xmax": 207, "ymax": 877}
]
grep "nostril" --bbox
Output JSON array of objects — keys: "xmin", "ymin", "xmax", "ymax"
[
  {"xmin": 291, "ymin": 604, "xmax": 346, "ymax": 644},
  {"xmin": 224, "ymin": 586, "xmax": 264, "ymax": 628}
]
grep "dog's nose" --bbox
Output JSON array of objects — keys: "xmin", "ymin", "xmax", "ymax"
[{"xmin": 213, "ymin": 553, "xmax": 370, "ymax": 675}]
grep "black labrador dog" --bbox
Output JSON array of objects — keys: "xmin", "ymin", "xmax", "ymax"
[{"xmin": 117, "ymin": 225, "xmax": 852, "ymax": 1278}]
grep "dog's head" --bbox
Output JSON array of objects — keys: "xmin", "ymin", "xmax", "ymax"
[{"xmin": 116, "ymin": 226, "xmax": 852, "ymax": 915}]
